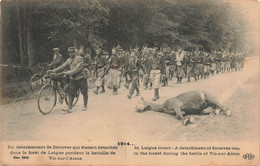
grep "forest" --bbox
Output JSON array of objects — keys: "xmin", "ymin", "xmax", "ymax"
[{"xmin": 1, "ymin": 0, "xmax": 254, "ymax": 67}]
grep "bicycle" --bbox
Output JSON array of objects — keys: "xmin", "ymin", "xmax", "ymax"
[
  {"xmin": 37, "ymin": 73, "xmax": 79, "ymax": 115},
  {"xmin": 29, "ymin": 63, "xmax": 50, "ymax": 92}
]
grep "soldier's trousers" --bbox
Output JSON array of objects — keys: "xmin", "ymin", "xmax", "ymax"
[
  {"xmin": 176, "ymin": 65, "xmax": 185, "ymax": 78},
  {"xmin": 143, "ymin": 74, "xmax": 150, "ymax": 88},
  {"xmin": 107, "ymin": 69, "xmax": 121, "ymax": 89},
  {"xmin": 66, "ymin": 78, "xmax": 88, "ymax": 108},
  {"xmin": 95, "ymin": 68, "xmax": 105, "ymax": 87},
  {"xmin": 129, "ymin": 75, "xmax": 139, "ymax": 95},
  {"xmin": 150, "ymin": 70, "xmax": 161, "ymax": 89}
]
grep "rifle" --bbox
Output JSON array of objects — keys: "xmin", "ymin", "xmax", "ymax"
[{"xmin": 137, "ymin": 46, "xmax": 146, "ymax": 59}]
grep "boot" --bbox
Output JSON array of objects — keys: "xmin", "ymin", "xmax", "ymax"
[
  {"xmin": 136, "ymin": 89, "xmax": 140, "ymax": 96},
  {"xmin": 100, "ymin": 85, "xmax": 105, "ymax": 93},
  {"xmin": 187, "ymin": 77, "xmax": 190, "ymax": 82},
  {"xmin": 82, "ymin": 94, "xmax": 88, "ymax": 111},
  {"xmin": 67, "ymin": 95, "xmax": 74, "ymax": 113},
  {"xmin": 128, "ymin": 88, "xmax": 134, "ymax": 99},
  {"xmin": 152, "ymin": 88, "xmax": 159, "ymax": 101},
  {"xmin": 93, "ymin": 87, "xmax": 99, "ymax": 94},
  {"xmin": 149, "ymin": 82, "xmax": 152, "ymax": 90},
  {"xmin": 124, "ymin": 79, "xmax": 130, "ymax": 89},
  {"xmin": 113, "ymin": 88, "xmax": 118, "ymax": 95}
]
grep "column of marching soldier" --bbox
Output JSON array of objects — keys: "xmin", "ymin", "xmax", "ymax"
[{"xmin": 48, "ymin": 45, "xmax": 245, "ymax": 112}]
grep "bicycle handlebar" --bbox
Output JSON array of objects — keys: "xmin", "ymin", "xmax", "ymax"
[{"xmin": 45, "ymin": 72, "xmax": 70, "ymax": 80}]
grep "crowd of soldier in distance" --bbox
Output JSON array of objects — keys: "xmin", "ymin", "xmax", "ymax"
[{"xmin": 80, "ymin": 45, "xmax": 245, "ymax": 96}]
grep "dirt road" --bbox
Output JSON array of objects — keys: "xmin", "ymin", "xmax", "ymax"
[{"xmin": 1, "ymin": 56, "xmax": 259, "ymax": 142}]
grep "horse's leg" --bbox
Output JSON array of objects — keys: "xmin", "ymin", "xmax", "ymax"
[
  {"xmin": 200, "ymin": 107, "xmax": 220, "ymax": 115},
  {"xmin": 205, "ymin": 93, "xmax": 231, "ymax": 116}
]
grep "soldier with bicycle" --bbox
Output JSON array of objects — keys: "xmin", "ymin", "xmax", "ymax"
[
  {"xmin": 48, "ymin": 48, "xmax": 64, "ymax": 69},
  {"xmin": 48, "ymin": 47, "xmax": 88, "ymax": 113}
]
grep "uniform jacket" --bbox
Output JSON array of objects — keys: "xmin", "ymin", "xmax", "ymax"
[
  {"xmin": 53, "ymin": 55, "xmax": 85, "ymax": 80},
  {"xmin": 50, "ymin": 53, "xmax": 63, "ymax": 68},
  {"xmin": 125, "ymin": 56, "xmax": 146, "ymax": 77}
]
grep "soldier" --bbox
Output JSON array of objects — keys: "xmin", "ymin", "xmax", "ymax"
[
  {"xmin": 162, "ymin": 49, "xmax": 172, "ymax": 86},
  {"xmin": 203, "ymin": 52, "xmax": 211, "ymax": 79},
  {"xmin": 93, "ymin": 48, "xmax": 107, "ymax": 94},
  {"xmin": 235, "ymin": 53, "xmax": 240, "ymax": 71},
  {"xmin": 48, "ymin": 48, "xmax": 64, "ymax": 69},
  {"xmin": 215, "ymin": 51, "xmax": 222, "ymax": 74},
  {"xmin": 143, "ymin": 48, "xmax": 153, "ymax": 90},
  {"xmin": 198, "ymin": 51, "xmax": 204, "ymax": 79},
  {"xmin": 210, "ymin": 51, "xmax": 217, "ymax": 76},
  {"xmin": 83, "ymin": 50, "xmax": 92, "ymax": 70},
  {"xmin": 49, "ymin": 47, "xmax": 88, "ymax": 112},
  {"xmin": 125, "ymin": 51, "xmax": 146, "ymax": 99},
  {"xmin": 123, "ymin": 51, "xmax": 131, "ymax": 89},
  {"xmin": 240, "ymin": 53, "xmax": 245, "ymax": 70},
  {"xmin": 193, "ymin": 50, "xmax": 201, "ymax": 80},
  {"xmin": 226, "ymin": 53, "xmax": 231, "ymax": 73},
  {"xmin": 221, "ymin": 52, "xmax": 227, "ymax": 73},
  {"xmin": 106, "ymin": 46, "xmax": 123, "ymax": 95},
  {"xmin": 182, "ymin": 51, "xmax": 188, "ymax": 78},
  {"xmin": 186, "ymin": 51, "xmax": 196, "ymax": 82},
  {"xmin": 175, "ymin": 48, "xmax": 185, "ymax": 84},
  {"xmin": 149, "ymin": 48, "xmax": 165, "ymax": 101},
  {"xmin": 169, "ymin": 49, "xmax": 176, "ymax": 80},
  {"xmin": 230, "ymin": 53, "xmax": 236, "ymax": 72}
]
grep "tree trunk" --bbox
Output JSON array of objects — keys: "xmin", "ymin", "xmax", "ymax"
[
  {"xmin": 23, "ymin": 2, "xmax": 28, "ymax": 64},
  {"xmin": 16, "ymin": 1, "xmax": 27, "ymax": 66},
  {"xmin": 27, "ymin": 14, "xmax": 35, "ymax": 67}
]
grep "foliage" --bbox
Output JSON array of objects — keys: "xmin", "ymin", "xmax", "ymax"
[{"xmin": 1, "ymin": 0, "xmax": 252, "ymax": 65}]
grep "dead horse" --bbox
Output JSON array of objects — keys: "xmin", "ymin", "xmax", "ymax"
[{"xmin": 136, "ymin": 91, "xmax": 232, "ymax": 126}]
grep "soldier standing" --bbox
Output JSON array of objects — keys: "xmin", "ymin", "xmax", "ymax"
[
  {"xmin": 149, "ymin": 48, "xmax": 165, "ymax": 101},
  {"xmin": 125, "ymin": 51, "xmax": 146, "ymax": 99},
  {"xmin": 48, "ymin": 48, "xmax": 64, "ymax": 69},
  {"xmin": 143, "ymin": 48, "xmax": 153, "ymax": 90},
  {"xmin": 215, "ymin": 51, "xmax": 222, "ymax": 74},
  {"xmin": 93, "ymin": 48, "xmax": 107, "ymax": 94},
  {"xmin": 83, "ymin": 50, "xmax": 92, "ymax": 70},
  {"xmin": 221, "ymin": 53, "xmax": 227, "ymax": 73},
  {"xmin": 186, "ymin": 51, "xmax": 196, "ymax": 82},
  {"xmin": 203, "ymin": 52, "xmax": 211, "ymax": 79},
  {"xmin": 226, "ymin": 53, "xmax": 231, "ymax": 73},
  {"xmin": 198, "ymin": 51, "xmax": 204, "ymax": 79},
  {"xmin": 106, "ymin": 46, "xmax": 123, "ymax": 95},
  {"xmin": 175, "ymin": 48, "xmax": 185, "ymax": 84},
  {"xmin": 49, "ymin": 47, "xmax": 88, "ymax": 112},
  {"xmin": 169, "ymin": 49, "xmax": 176, "ymax": 80},
  {"xmin": 209, "ymin": 51, "xmax": 216, "ymax": 76},
  {"xmin": 230, "ymin": 53, "xmax": 236, "ymax": 72},
  {"xmin": 193, "ymin": 50, "xmax": 201, "ymax": 80},
  {"xmin": 162, "ymin": 49, "xmax": 172, "ymax": 86}
]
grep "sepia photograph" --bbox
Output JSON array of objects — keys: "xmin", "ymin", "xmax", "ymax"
[{"xmin": 0, "ymin": 0, "xmax": 259, "ymax": 165}]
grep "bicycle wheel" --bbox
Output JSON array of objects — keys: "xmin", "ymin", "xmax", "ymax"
[
  {"xmin": 38, "ymin": 84, "xmax": 56, "ymax": 115},
  {"xmin": 65, "ymin": 90, "xmax": 80, "ymax": 107},
  {"xmin": 30, "ymin": 74, "xmax": 43, "ymax": 92}
]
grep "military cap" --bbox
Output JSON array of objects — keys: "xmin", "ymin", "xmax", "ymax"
[
  {"xmin": 67, "ymin": 47, "xmax": 76, "ymax": 52},
  {"xmin": 53, "ymin": 48, "xmax": 60, "ymax": 51}
]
